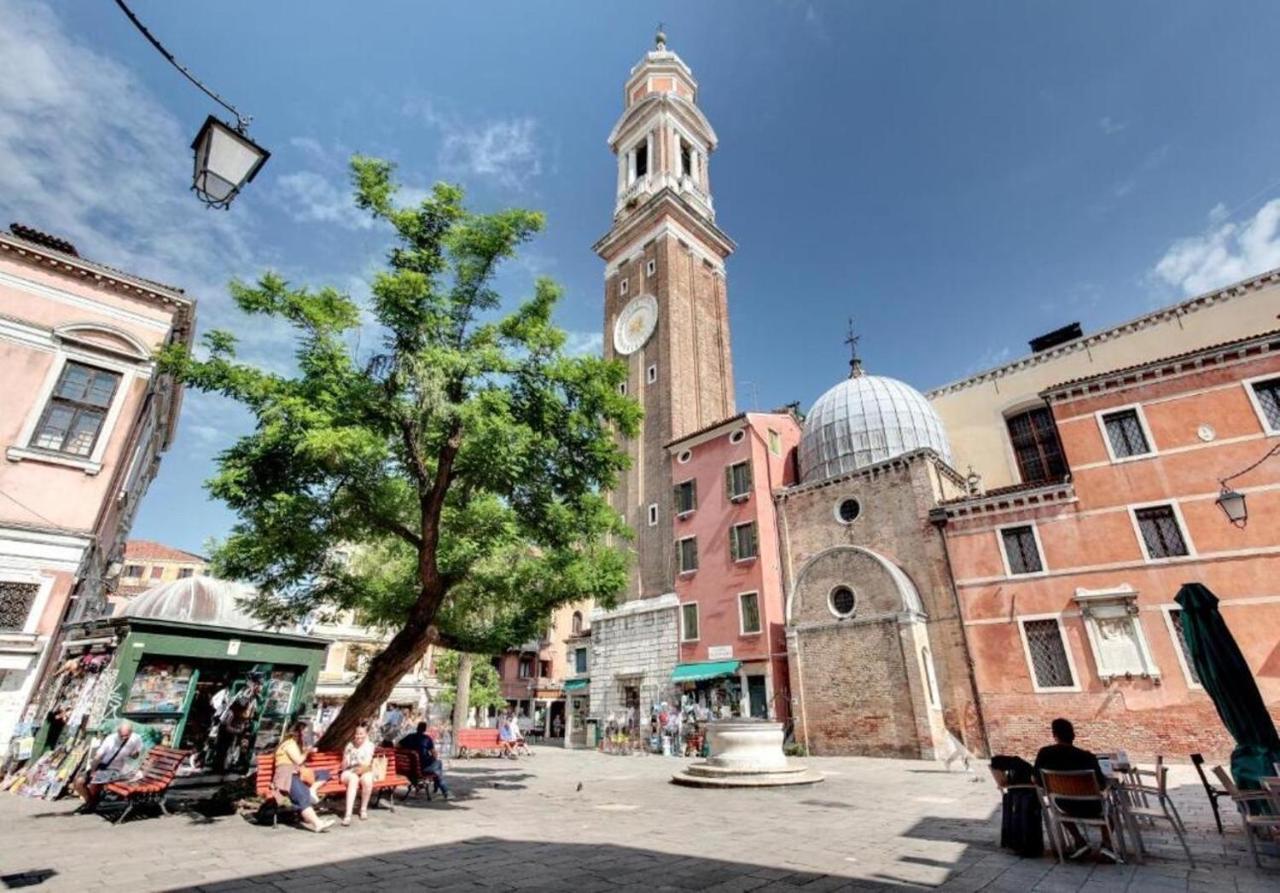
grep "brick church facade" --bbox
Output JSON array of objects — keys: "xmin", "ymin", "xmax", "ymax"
[{"xmin": 587, "ymin": 34, "xmax": 1280, "ymax": 763}]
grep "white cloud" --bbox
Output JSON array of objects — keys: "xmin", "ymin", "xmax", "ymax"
[
  {"xmin": 1098, "ymin": 116, "xmax": 1128, "ymax": 136},
  {"xmin": 1152, "ymin": 199, "xmax": 1280, "ymax": 295},
  {"xmin": 403, "ymin": 99, "xmax": 542, "ymax": 191},
  {"xmin": 276, "ymin": 170, "xmax": 373, "ymax": 229},
  {"xmin": 565, "ymin": 331, "xmax": 603, "ymax": 357}
]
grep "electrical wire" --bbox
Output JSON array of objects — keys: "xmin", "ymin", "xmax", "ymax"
[
  {"xmin": 1221, "ymin": 441, "xmax": 1280, "ymax": 487},
  {"xmin": 112, "ymin": 0, "xmax": 250, "ymax": 130}
]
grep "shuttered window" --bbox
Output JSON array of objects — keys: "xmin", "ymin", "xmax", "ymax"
[
  {"xmin": 677, "ymin": 537, "xmax": 699, "ymax": 573},
  {"xmin": 729, "ymin": 522, "xmax": 758, "ymax": 561},
  {"xmin": 674, "ymin": 480, "xmax": 697, "ymax": 515},
  {"xmin": 725, "ymin": 461, "xmax": 752, "ymax": 500},
  {"xmin": 1006, "ymin": 407, "xmax": 1068, "ymax": 484},
  {"xmin": 739, "ymin": 592, "xmax": 761, "ymax": 635}
]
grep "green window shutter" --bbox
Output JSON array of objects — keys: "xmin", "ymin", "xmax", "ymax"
[
  {"xmin": 744, "ymin": 463, "xmax": 753, "ymax": 492},
  {"xmin": 673, "ymin": 484, "xmax": 683, "ymax": 513},
  {"xmin": 725, "ymin": 465, "xmax": 733, "ymax": 498},
  {"xmin": 729, "ymin": 526, "xmax": 739, "ymax": 561},
  {"xmin": 748, "ymin": 523, "xmax": 758, "ymax": 558},
  {"xmin": 690, "ymin": 479, "xmax": 697, "ymax": 511}
]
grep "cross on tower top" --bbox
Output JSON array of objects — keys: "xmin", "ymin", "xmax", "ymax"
[
  {"xmin": 655, "ymin": 23, "xmax": 667, "ymax": 49},
  {"xmin": 845, "ymin": 317, "xmax": 864, "ymax": 378}
]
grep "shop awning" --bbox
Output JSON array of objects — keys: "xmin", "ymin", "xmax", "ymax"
[
  {"xmin": 672, "ymin": 660, "xmax": 741, "ymax": 683},
  {"xmin": 564, "ymin": 678, "xmax": 589, "ymax": 691}
]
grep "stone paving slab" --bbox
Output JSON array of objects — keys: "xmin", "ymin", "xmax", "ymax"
[{"xmin": 0, "ymin": 749, "xmax": 1274, "ymax": 891}]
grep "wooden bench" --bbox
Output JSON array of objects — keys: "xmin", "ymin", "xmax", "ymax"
[
  {"xmin": 254, "ymin": 746, "xmax": 409, "ymax": 826},
  {"xmin": 103, "ymin": 745, "xmax": 191, "ymax": 825},
  {"xmin": 392, "ymin": 747, "xmax": 440, "ymax": 801},
  {"xmin": 454, "ymin": 728, "xmax": 505, "ymax": 758}
]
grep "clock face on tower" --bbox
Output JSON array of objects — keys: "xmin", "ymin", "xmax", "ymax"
[{"xmin": 613, "ymin": 294, "xmax": 658, "ymax": 356}]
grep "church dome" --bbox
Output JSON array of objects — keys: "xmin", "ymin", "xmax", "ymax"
[
  {"xmin": 121, "ymin": 576, "xmax": 264, "ymax": 632},
  {"xmin": 799, "ymin": 368, "xmax": 953, "ymax": 484}
]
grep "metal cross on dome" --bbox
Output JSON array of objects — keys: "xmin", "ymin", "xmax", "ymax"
[{"xmin": 845, "ymin": 317, "xmax": 864, "ymax": 377}]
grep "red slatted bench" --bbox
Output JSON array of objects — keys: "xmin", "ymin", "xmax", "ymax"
[
  {"xmin": 255, "ymin": 746, "xmax": 409, "ymax": 826},
  {"xmin": 392, "ymin": 747, "xmax": 440, "ymax": 801},
  {"xmin": 454, "ymin": 728, "xmax": 505, "ymax": 758},
  {"xmin": 103, "ymin": 745, "xmax": 191, "ymax": 825}
]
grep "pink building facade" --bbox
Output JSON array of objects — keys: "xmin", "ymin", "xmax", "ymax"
[
  {"xmin": 0, "ymin": 225, "xmax": 193, "ymax": 754},
  {"xmin": 668, "ymin": 411, "xmax": 802, "ymax": 720}
]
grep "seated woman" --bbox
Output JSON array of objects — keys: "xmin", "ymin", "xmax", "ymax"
[
  {"xmin": 340, "ymin": 722, "xmax": 376, "ymax": 825},
  {"xmin": 273, "ymin": 721, "xmax": 333, "ymax": 833}
]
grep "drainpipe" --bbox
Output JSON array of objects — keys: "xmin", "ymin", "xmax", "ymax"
[{"xmin": 928, "ymin": 507, "xmax": 991, "ymax": 758}]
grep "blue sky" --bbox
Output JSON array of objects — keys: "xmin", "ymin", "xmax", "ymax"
[{"xmin": 3, "ymin": 1, "xmax": 1279, "ymax": 554}]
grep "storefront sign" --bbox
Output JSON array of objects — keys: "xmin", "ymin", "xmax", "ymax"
[
  {"xmin": 707, "ymin": 645, "xmax": 733, "ymax": 660},
  {"xmin": 227, "ymin": 639, "xmax": 241, "ymax": 656}
]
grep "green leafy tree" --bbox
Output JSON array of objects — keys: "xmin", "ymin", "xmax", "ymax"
[
  {"xmin": 433, "ymin": 650, "xmax": 506, "ymax": 713},
  {"xmin": 162, "ymin": 158, "xmax": 638, "ymax": 748}
]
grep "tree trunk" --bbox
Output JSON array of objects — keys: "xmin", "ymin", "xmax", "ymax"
[
  {"xmin": 316, "ymin": 619, "xmax": 436, "ymax": 750},
  {"xmin": 451, "ymin": 652, "xmax": 474, "ymax": 737}
]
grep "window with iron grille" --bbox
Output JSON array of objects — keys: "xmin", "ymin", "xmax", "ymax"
[
  {"xmin": 1102, "ymin": 409, "xmax": 1151, "ymax": 458},
  {"xmin": 29, "ymin": 361, "xmax": 121, "ymax": 457},
  {"xmin": 729, "ymin": 522, "xmax": 758, "ymax": 561},
  {"xmin": 680, "ymin": 603, "xmax": 699, "ymax": 641},
  {"xmin": 677, "ymin": 537, "xmax": 698, "ymax": 573},
  {"xmin": 1001, "ymin": 526, "xmax": 1044, "ymax": 575},
  {"xmin": 739, "ymin": 592, "xmax": 761, "ymax": 634},
  {"xmin": 725, "ymin": 461, "xmax": 752, "ymax": 500},
  {"xmin": 674, "ymin": 479, "xmax": 697, "ymax": 514},
  {"xmin": 1167, "ymin": 608, "xmax": 1201, "ymax": 686},
  {"xmin": 1134, "ymin": 505, "xmax": 1189, "ymax": 558},
  {"xmin": 1006, "ymin": 407, "xmax": 1068, "ymax": 484},
  {"xmin": 1251, "ymin": 376, "xmax": 1280, "ymax": 431},
  {"xmin": 1021, "ymin": 618, "xmax": 1075, "ymax": 689},
  {"xmin": 0, "ymin": 582, "xmax": 39, "ymax": 632}
]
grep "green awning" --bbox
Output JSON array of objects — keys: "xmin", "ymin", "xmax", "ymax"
[
  {"xmin": 672, "ymin": 660, "xmax": 741, "ymax": 683},
  {"xmin": 564, "ymin": 678, "xmax": 589, "ymax": 691}
]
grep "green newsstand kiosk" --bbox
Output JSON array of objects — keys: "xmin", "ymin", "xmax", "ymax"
[{"xmin": 63, "ymin": 577, "xmax": 327, "ymax": 774}]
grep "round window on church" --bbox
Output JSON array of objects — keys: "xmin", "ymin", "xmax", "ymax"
[
  {"xmin": 828, "ymin": 586, "xmax": 857, "ymax": 618},
  {"xmin": 677, "ymin": 449, "xmax": 693, "ymax": 464},
  {"xmin": 729, "ymin": 429, "xmax": 746, "ymax": 444},
  {"xmin": 835, "ymin": 498, "xmax": 861, "ymax": 524}
]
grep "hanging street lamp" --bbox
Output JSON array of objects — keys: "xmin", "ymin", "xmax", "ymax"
[
  {"xmin": 114, "ymin": 1, "xmax": 269, "ymax": 209},
  {"xmin": 1215, "ymin": 441, "xmax": 1280, "ymax": 528}
]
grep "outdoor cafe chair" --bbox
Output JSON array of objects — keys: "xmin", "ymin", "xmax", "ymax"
[
  {"xmin": 1212, "ymin": 766, "xmax": 1280, "ymax": 868},
  {"xmin": 1116, "ymin": 760, "xmax": 1194, "ymax": 866},
  {"xmin": 1190, "ymin": 753, "xmax": 1228, "ymax": 834},
  {"xmin": 989, "ymin": 767, "xmax": 1057, "ymax": 857},
  {"xmin": 1040, "ymin": 769, "xmax": 1129, "ymax": 864}
]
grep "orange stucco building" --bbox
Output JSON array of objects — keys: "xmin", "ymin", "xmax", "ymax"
[{"xmin": 941, "ymin": 329, "xmax": 1280, "ymax": 759}]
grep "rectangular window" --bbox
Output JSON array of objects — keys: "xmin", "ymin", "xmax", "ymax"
[
  {"xmin": 1102, "ymin": 408, "xmax": 1151, "ymax": 459},
  {"xmin": 768, "ymin": 429, "xmax": 781, "ymax": 456},
  {"xmin": 646, "ymin": 259, "xmax": 656, "ymax": 277},
  {"xmin": 680, "ymin": 140, "xmax": 692, "ymax": 178},
  {"xmin": 177, "ymin": 568, "xmax": 194, "ymax": 579},
  {"xmin": 1250, "ymin": 376, "xmax": 1280, "ymax": 431},
  {"xmin": 647, "ymin": 364, "xmax": 657, "ymax": 384},
  {"xmin": 574, "ymin": 648, "xmax": 588, "ymax": 675},
  {"xmin": 680, "ymin": 603, "xmax": 699, "ymax": 641},
  {"xmin": 677, "ymin": 537, "xmax": 698, "ymax": 573},
  {"xmin": 1006, "ymin": 406, "xmax": 1068, "ymax": 484},
  {"xmin": 540, "ymin": 660, "xmax": 551, "ymax": 678},
  {"xmin": 1165, "ymin": 607, "xmax": 1201, "ymax": 687},
  {"xmin": 674, "ymin": 480, "xmax": 697, "ymax": 515},
  {"xmin": 739, "ymin": 592, "xmax": 762, "ymax": 635},
  {"xmin": 1000, "ymin": 525, "xmax": 1044, "ymax": 575},
  {"xmin": 123, "ymin": 565, "xmax": 144, "ymax": 579},
  {"xmin": 1020, "ymin": 618, "xmax": 1076, "ymax": 690},
  {"xmin": 618, "ymin": 382, "xmax": 627, "ymax": 396},
  {"xmin": 1134, "ymin": 505, "xmax": 1189, "ymax": 559},
  {"xmin": 149, "ymin": 566, "xmax": 164, "ymax": 579},
  {"xmin": 647, "ymin": 503, "xmax": 658, "ymax": 526},
  {"xmin": 729, "ymin": 522, "xmax": 759, "ymax": 562},
  {"xmin": 29, "ymin": 361, "xmax": 121, "ymax": 457},
  {"xmin": 725, "ymin": 461, "xmax": 752, "ymax": 500},
  {"xmin": 619, "ymin": 277, "xmax": 628, "ymax": 296},
  {"xmin": 0, "ymin": 582, "xmax": 40, "ymax": 632},
  {"xmin": 635, "ymin": 142, "xmax": 648, "ymax": 178},
  {"xmin": 518, "ymin": 657, "xmax": 534, "ymax": 679}
]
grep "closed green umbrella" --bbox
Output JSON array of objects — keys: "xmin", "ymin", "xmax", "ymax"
[{"xmin": 1175, "ymin": 582, "xmax": 1280, "ymax": 789}]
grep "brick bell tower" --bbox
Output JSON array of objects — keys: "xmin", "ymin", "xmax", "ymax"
[{"xmin": 594, "ymin": 30, "xmax": 736, "ymax": 601}]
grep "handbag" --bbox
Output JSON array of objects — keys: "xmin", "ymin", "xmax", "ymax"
[
  {"xmin": 370, "ymin": 755, "xmax": 388, "ymax": 782},
  {"xmin": 298, "ymin": 766, "xmax": 316, "ymax": 786}
]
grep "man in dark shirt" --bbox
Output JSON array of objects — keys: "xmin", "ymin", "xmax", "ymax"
[
  {"xmin": 398, "ymin": 722, "xmax": 449, "ymax": 799},
  {"xmin": 1033, "ymin": 718, "xmax": 1113, "ymax": 859}
]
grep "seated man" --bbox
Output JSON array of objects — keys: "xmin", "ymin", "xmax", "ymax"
[
  {"xmin": 1033, "ymin": 718, "xmax": 1115, "ymax": 861},
  {"xmin": 74, "ymin": 720, "xmax": 144, "ymax": 811},
  {"xmin": 398, "ymin": 722, "xmax": 450, "ymax": 799},
  {"xmin": 497, "ymin": 713, "xmax": 518, "ymax": 758}
]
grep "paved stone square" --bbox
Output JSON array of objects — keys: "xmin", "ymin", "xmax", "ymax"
[{"xmin": 0, "ymin": 748, "xmax": 1275, "ymax": 892}]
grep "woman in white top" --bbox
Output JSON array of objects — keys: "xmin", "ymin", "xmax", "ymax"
[{"xmin": 340, "ymin": 722, "xmax": 376, "ymax": 825}]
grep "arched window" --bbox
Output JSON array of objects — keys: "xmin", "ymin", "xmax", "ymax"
[{"xmin": 571, "ymin": 611, "xmax": 583, "ymax": 635}]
